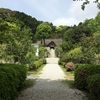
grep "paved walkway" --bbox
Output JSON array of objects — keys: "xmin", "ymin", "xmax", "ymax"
[
  {"xmin": 15, "ymin": 63, "xmax": 87, "ymax": 100},
  {"xmin": 46, "ymin": 58, "xmax": 59, "ymax": 64},
  {"xmin": 49, "ymin": 49, "xmax": 56, "ymax": 58}
]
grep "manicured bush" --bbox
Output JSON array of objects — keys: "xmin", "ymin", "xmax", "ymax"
[
  {"xmin": 74, "ymin": 64, "xmax": 100, "ymax": 90},
  {"xmin": 87, "ymin": 74, "xmax": 100, "ymax": 100},
  {"xmin": 0, "ymin": 64, "xmax": 27, "ymax": 100},
  {"xmin": 65, "ymin": 62, "xmax": 75, "ymax": 71}
]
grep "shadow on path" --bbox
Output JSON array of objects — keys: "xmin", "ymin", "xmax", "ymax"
[{"xmin": 15, "ymin": 64, "xmax": 88, "ymax": 100}]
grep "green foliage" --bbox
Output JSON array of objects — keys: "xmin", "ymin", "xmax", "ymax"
[
  {"xmin": 0, "ymin": 8, "xmax": 40, "ymax": 64},
  {"xmin": 93, "ymin": 32, "xmax": 100, "ymax": 54},
  {"xmin": 14, "ymin": 11, "xmax": 40, "ymax": 33},
  {"xmin": 58, "ymin": 60, "xmax": 66, "ymax": 66},
  {"xmin": 61, "ymin": 41, "xmax": 73, "ymax": 53},
  {"xmin": 0, "ymin": 8, "xmax": 40, "ymax": 35},
  {"xmin": 0, "ymin": 8, "xmax": 100, "ymax": 66},
  {"xmin": 42, "ymin": 58, "xmax": 47, "ymax": 64},
  {"xmin": 61, "ymin": 47, "xmax": 83, "ymax": 63},
  {"xmin": 54, "ymin": 26, "xmax": 70, "ymax": 38},
  {"xmin": 55, "ymin": 46, "xmax": 63, "ymax": 57},
  {"xmin": 0, "ymin": 43, "xmax": 7, "ymax": 59},
  {"xmin": 29, "ymin": 58, "xmax": 46, "ymax": 70},
  {"xmin": 63, "ymin": 22, "xmax": 92, "ymax": 44},
  {"xmin": 0, "ymin": 64, "xmax": 27, "ymax": 100},
  {"xmin": 25, "ymin": 52, "xmax": 35, "ymax": 64},
  {"xmin": 95, "ymin": 54, "xmax": 100, "ymax": 64},
  {"xmin": 35, "ymin": 22, "xmax": 52, "ymax": 45},
  {"xmin": 0, "ymin": 18, "xmax": 33, "ymax": 64},
  {"xmin": 39, "ymin": 47, "xmax": 49, "ymax": 58},
  {"xmin": 74, "ymin": 64, "xmax": 100, "ymax": 90},
  {"xmin": 87, "ymin": 74, "xmax": 100, "ymax": 100},
  {"xmin": 81, "ymin": 36, "xmax": 96, "ymax": 64},
  {"xmin": 81, "ymin": 0, "xmax": 100, "ymax": 10},
  {"xmin": 6, "ymin": 27, "xmax": 33, "ymax": 63}
]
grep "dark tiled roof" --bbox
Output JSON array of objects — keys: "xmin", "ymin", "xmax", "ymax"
[{"xmin": 37, "ymin": 39, "xmax": 62, "ymax": 46}]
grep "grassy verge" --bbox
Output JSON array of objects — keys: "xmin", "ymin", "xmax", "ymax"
[
  {"xmin": 27, "ymin": 64, "xmax": 45, "ymax": 75},
  {"xmin": 60, "ymin": 65, "xmax": 74, "ymax": 80},
  {"xmin": 60, "ymin": 65, "xmax": 75, "ymax": 88}
]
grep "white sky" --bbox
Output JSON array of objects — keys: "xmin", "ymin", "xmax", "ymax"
[{"xmin": 0, "ymin": 0, "xmax": 99, "ymax": 26}]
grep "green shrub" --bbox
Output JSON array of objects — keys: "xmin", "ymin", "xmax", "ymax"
[
  {"xmin": 29, "ymin": 62, "xmax": 36, "ymax": 70},
  {"xmin": 95, "ymin": 54, "xmax": 100, "ymax": 64},
  {"xmin": 58, "ymin": 60, "xmax": 61, "ymax": 65},
  {"xmin": 0, "ymin": 64, "xmax": 27, "ymax": 100},
  {"xmin": 58, "ymin": 60, "xmax": 66, "ymax": 66},
  {"xmin": 42, "ymin": 58, "xmax": 47, "ymax": 64},
  {"xmin": 29, "ymin": 58, "xmax": 46, "ymax": 70},
  {"xmin": 34, "ymin": 60, "xmax": 41, "ymax": 69},
  {"xmin": 55, "ymin": 46, "xmax": 63, "ymax": 57},
  {"xmin": 87, "ymin": 74, "xmax": 100, "ymax": 100},
  {"xmin": 74, "ymin": 64, "xmax": 100, "ymax": 90},
  {"xmin": 39, "ymin": 47, "xmax": 49, "ymax": 58},
  {"xmin": 61, "ymin": 47, "xmax": 83, "ymax": 63}
]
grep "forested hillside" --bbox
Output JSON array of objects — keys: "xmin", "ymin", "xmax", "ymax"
[
  {"xmin": 0, "ymin": 8, "xmax": 100, "ymax": 65},
  {"xmin": 58, "ymin": 12, "xmax": 100, "ymax": 65}
]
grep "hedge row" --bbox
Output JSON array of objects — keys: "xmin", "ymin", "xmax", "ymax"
[
  {"xmin": 0, "ymin": 64, "xmax": 27, "ymax": 100},
  {"xmin": 74, "ymin": 64, "xmax": 100, "ymax": 100},
  {"xmin": 30, "ymin": 58, "xmax": 46, "ymax": 70},
  {"xmin": 87, "ymin": 74, "xmax": 100, "ymax": 100}
]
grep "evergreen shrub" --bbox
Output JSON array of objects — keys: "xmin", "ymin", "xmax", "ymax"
[
  {"xmin": 87, "ymin": 74, "xmax": 100, "ymax": 100},
  {"xmin": 74, "ymin": 64, "xmax": 100, "ymax": 90},
  {"xmin": 30, "ymin": 58, "xmax": 46, "ymax": 70},
  {"xmin": 0, "ymin": 64, "xmax": 27, "ymax": 100}
]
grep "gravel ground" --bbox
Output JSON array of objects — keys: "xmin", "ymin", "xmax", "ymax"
[{"xmin": 15, "ymin": 64, "xmax": 88, "ymax": 100}]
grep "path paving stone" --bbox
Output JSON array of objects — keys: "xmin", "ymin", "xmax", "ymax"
[{"xmin": 15, "ymin": 64, "xmax": 88, "ymax": 100}]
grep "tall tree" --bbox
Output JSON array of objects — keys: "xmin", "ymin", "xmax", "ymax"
[{"xmin": 35, "ymin": 22, "xmax": 52, "ymax": 45}]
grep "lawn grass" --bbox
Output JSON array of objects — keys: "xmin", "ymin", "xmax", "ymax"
[
  {"xmin": 60, "ymin": 65, "xmax": 74, "ymax": 80},
  {"xmin": 60, "ymin": 65, "xmax": 75, "ymax": 88},
  {"xmin": 27, "ymin": 64, "xmax": 45, "ymax": 75}
]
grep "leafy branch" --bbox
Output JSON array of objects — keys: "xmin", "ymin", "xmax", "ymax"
[{"xmin": 81, "ymin": 0, "xmax": 100, "ymax": 10}]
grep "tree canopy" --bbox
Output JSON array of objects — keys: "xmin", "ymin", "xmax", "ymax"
[
  {"xmin": 0, "ymin": 8, "xmax": 100, "ymax": 65},
  {"xmin": 35, "ymin": 22, "xmax": 52, "ymax": 45}
]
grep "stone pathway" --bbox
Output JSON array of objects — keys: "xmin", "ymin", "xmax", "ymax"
[
  {"xmin": 46, "ymin": 58, "xmax": 59, "ymax": 64},
  {"xmin": 49, "ymin": 49, "xmax": 56, "ymax": 58},
  {"xmin": 15, "ymin": 63, "xmax": 87, "ymax": 100}
]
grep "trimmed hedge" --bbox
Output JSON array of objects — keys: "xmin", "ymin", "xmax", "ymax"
[
  {"xmin": 0, "ymin": 64, "xmax": 27, "ymax": 100},
  {"xmin": 74, "ymin": 64, "xmax": 100, "ymax": 90},
  {"xmin": 87, "ymin": 74, "xmax": 100, "ymax": 100}
]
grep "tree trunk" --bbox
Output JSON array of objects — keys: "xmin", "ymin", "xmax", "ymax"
[
  {"xmin": 43, "ymin": 38, "xmax": 45, "ymax": 46},
  {"xmin": 41, "ymin": 39, "xmax": 42, "ymax": 45}
]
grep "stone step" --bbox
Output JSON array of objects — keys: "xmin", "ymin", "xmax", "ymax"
[{"xmin": 46, "ymin": 58, "xmax": 59, "ymax": 64}]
